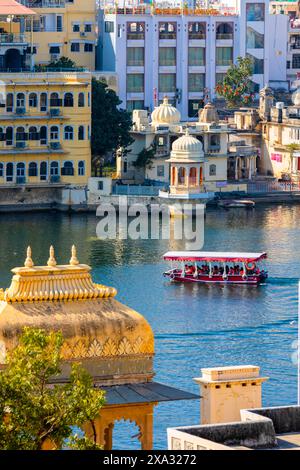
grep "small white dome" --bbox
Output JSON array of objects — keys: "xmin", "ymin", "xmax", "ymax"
[
  {"xmin": 151, "ymin": 96, "xmax": 181, "ymax": 125},
  {"xmin": 292, "ymin": 87, "xmax": 300, "ymax": 106},
  {"xmin": 169, "ymin": 129, "xmax": 204, "ymax": 163},
  {"xmin": 172, "ymin": 129, "xmax": 203, "ymax": 154}
]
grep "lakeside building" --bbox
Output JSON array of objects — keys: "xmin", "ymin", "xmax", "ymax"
[
  {"xmin": 0, "ymin": 245, "xmax": 198, "ymax": 449},
  {"xmin": 0, "ymin": 1, "xmax": 92, "ymax": 187},
  {"xmin": 0, "ymin": 71, "xmax": 92, "ymax": 185},
  {"xmin": 99, "ymin": 0, "xmax": 288, "ymax": 119},
  {"xmin": 116, "ymin": 98, "xmax": 258, "ymax": 194},
  {"xmin": 18, "ymin": 0, "xmax": 97, "ymax": 71}
]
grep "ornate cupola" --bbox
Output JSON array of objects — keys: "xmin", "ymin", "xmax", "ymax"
[
  {"xmin": 151, "ymin": 96, "xmax": 181, "ymax": 126},
  {"xmin": 0, "ymin": 245, "xmax": 154, "ymax": 385},
  {"xmin": 167, "ymin": 129, "xmax": 205, "ymax": 195}
]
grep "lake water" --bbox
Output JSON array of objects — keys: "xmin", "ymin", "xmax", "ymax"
[{"xmin": 0, "ymin": 204, "xmax": 299, "ymax": 449}]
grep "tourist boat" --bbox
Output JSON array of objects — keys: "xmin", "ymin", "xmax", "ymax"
[
  {"xmin": 217, "ymin": 199, "xmax": 255, "ymax": 209},
  {"xmin": 163, "ymin": 251, "xmax": 268, "ymax": 285}
]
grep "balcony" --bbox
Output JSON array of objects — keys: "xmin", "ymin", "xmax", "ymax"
[
  {"xmin": 216, "ymin": 33, "xmax": 233, "ymax": 40},
  {"xmin": 207, "ymin": 145, "xmax": 221, "ymax": 153},
  {"xmin": 188, "ymin": 33, "xmax": 206, "ymax": 40},
  {"xmin": 127, "ymin": 32, "xmax": 145, "ymax": 40},
  {"xmin": 0, "ymin": 34, "xmax": 27, "ymax": 44},
  {"xmin": 21, "ymin": 0, "xmax": 65, "ymax": 7}
]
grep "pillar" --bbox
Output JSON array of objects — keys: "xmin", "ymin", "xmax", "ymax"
[
  {"xmin": 140, "ymin": 411, "xmax": 153, "ymax": 450},
  {"xmin": 235, "ymin": 158, "xmax": 238, "ymax": 180},
  {"xmin": 194, "ymin": 365, "xmax": 269, "ymax": 425},
  {"xmin": 104, "ymin": 423, "xmax": 114, "ymax": 450}
]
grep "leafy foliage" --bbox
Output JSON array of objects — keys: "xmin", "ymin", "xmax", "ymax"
[
  {"xmin": 91, "ymin": 79, "xmax": 134, "ymax": 167},
  {"xmin": 133, "ymin": 144, "xmax": 156, "ymax": 169},
  {"xmin": 47, "ymin": 56, "xmax": 78, "ymax": 70},
  {"xmin": 215, "ymin": 57, "xmax": 254, "ymax": 108},
  {"xmin": 0, "ymin": 328, "xmax": 105, "ymax": 450}
]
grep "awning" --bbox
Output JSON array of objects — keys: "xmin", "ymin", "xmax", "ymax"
[
  {"xmin": 0, "ymin": 0, "xmax": 36, "ymax": 15},
  {"xmin": 163, "ymin": 251, "xmax": 267, "ymax": 263},
  {"xmin": 95, "ymin": 382, "xmax": 200, "ymax": 406}
]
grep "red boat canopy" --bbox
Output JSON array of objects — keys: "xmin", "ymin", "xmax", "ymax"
[{"xmin": 163, "ymin": 251, "xmax": 267, "ymax": 263}]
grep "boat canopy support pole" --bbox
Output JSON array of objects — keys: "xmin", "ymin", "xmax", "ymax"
[
  {"xmin": 194, "ymin": 262, "xmax": 198, "ymax": 278},
  {"xmin": 209, "ymin": 262, "xmax": 213, "ymax": 278},
  {"xmin": 181, "ymin": 261, "xmax": 185, "ymax": 278}
]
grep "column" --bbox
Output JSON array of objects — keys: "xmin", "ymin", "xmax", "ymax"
[
  {"xmin": 140, "ymin": 412, "xmax": 153, "ymax": 450},
  {"xmin": 104, "ymin": 423, "xmax": 114, "ymax": 450}
]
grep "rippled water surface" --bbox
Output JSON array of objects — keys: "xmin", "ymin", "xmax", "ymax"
[{"xmin": 0, "ymin": 204, "xmax": 299, "ymax": 449}]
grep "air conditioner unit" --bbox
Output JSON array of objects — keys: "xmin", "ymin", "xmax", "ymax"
[
  {"xmin": 15, "ymin": 107, "xmax": 26, "ymax": 115},
  {"xmin": 16, "ymin": 176, "xmax": 26, "ymax": 184},
  {"xmin": 80, "ymin": 32, "xmax": 87, "ymax": 37},
  {"xmin": 50, "ymin": 175, "xmax": 60, "ymax": 183},
  {"xmin": 50, "ymin": 142, "xmax": 62, "ymax": 150},
  {"xmin": 50, "ymin": 108, "xmax": 61, "ymax": 116},
  {"xmin": 15, "ymin": 141, "xmax": 26, "ymax": 149}
]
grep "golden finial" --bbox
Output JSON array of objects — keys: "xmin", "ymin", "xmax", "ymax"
[
  {"xmin": 69, "ymin": 245, "xmax": 79, "ymax": 266},
  {"xmin": 47, "ymin": 245, "xmax": 57, "ymax": 267},
  {"xmin": 24, "ymin": 246, "xmax": 34, "ymax": 268}
]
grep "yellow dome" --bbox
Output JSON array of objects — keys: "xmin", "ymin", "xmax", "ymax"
[
  {"xmin": 0, "ymin": 246, "xmax": 154, "ymax": 385},
  {"xmin": 151, "ymin": 96, "xmax": 181, "ymax": 125}
]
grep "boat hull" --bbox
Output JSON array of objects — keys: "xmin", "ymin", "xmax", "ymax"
[{"xmin": 163, "ymin": 271, "xmax": 267, "ymax": 285}]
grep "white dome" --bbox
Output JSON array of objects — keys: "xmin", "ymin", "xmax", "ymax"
[
  {"xmin": 292, "ymin": 87, "xmax": 300, "ymax": 106},
  {"xmin": 172, "ymin": 129, "xmax": 203, "ymax": 153},
  {"xmin": 169, "ymin": 129, "xmax": 204, "ymax": 162},
  {"xmin": 151, "ymin": 96, "xmax": 181, "ymax": 125}
]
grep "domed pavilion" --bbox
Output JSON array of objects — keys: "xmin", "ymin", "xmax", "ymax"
[
  {"xmin": 0, "ymin": 245, "xmax": 197, "ymax": 449},
  {"xmin": 151, "ymin": 96, "xmax": 181, "ymax": 127},
  {"xmin": 167, "ymin": 129, "xmax": 205, "ymax": 196}
]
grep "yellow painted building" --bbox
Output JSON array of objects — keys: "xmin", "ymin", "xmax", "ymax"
[
  {"xmin": 0, "ymin": 71, "xmax": 91, "ymax": 185},
  {"xmin": 21, "ymin": 0, "xmax": 97, "ymax": 70}
]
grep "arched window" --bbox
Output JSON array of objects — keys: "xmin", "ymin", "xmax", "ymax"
[
  {"xmin": 40, "ymin": 161, "xmax": 47, "ymax": 181},
  {"xmin": 6, "ymin": 162, "xmax": 13, "ymax": 182},
  {"xmin": 40, "ymin": 126, "xmax": 47, "ymax": 145},
  {"xmin": 6, "ymin": 127, "xmax": 13, "ymax": 145},
  {"xmin": 6, "ymin": 93, "xmax": 13, "ymax": 112},
  {"xmin": 50, "ymin": 161, "xmax": 59, "ymax": 176},
  {"xmin": 62, "ymin": 161, "xmax": 74, "ymax": 176},
  {"xmin": 50, "ymin": 92, "xmax": 60, "ymax": 107},
  {"xmin": 0, "ymin": 163, "xmax": 4, "ymax": 178},
  {"xmin": 209, "ymin": 164, "xmax": 216, "ymax": 176},
  {"xmin": 29, "ymin": 126, "xmax": 38, "ymax": 140},
  {"xmin": 78, "ymin": 92, "xmax": 85, "ymax": 107},
  {"xmin": 216, "ymin": 23, "xmax": 233, "ymax": 39},
  {"xmin": 29, "ymin": 93, "xmax": 38, "ymax": 108},
  {"xmin": 78, "ymin": 125, "xmax": 85, "ymax": 140},
  {"xmin": 189, "ymin": 167, "xmax": 197, "ymax": 186},
  {"xmin": 209, "ymin": 134, "xmax": 220, "ymax": 150},
  {"xmin": 78, "ymin": 160, "xmax": 85, "ymax": 176},
  {"xmin": 171, "ymin": 166, "xmax": 176, "ymax": 186},
  {"xmin": 16, "ymin": 126, "xmax": 26, "ymax": 141},
  {"xmin": 178, "ymin": 167, "xmax": 186, "ymax": 185},
  {"xmin": 16, "ymin": 162, "xmax": 25, "ymax": 177},
  {"xmin": 199, "ymin": 166, "xmax": 203, "ymax": 185},
  {"xmin": 64, "ymin": 126, "xmax": 73, "ymax": 140},
  {"xmin": 16, "ymin": 93, "xmax": 25, "ymax": 108},
  {"xmin": 28, "ymin": 162, "xmax": 38, "ymax": 177},
  {"xmin": 40, "ymin": 93, "xmax": 47, "ymax": 111},
  {"xmin": 50, "ymin": 126, "xmax": 59, "ymax": 140},
  {"xmin": 64, "ymin": 93, "xmax": 74, "ymax": 107}
]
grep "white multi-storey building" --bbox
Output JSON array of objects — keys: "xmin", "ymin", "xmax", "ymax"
[{"xmin": 99, "ymin": 0, "xmax": 288, "ymax": 120}]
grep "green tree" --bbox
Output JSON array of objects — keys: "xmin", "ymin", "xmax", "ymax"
[
  {"xmin": 133, "ymin": 144, "xmax": 156, "ymax": 170},
  {"xmin": 215, "ymin": 56, "xmax": 254, "ymax": 108},
  {"xmin": 0, "ymin": 328, "xmax": 105, "ymax": 450},
  {"xmin": 91, "ymin": 78, "xmax": 133, "ymax": 173},
  {"xmin": 47, "ymin": 56, "xmax": 78, "ymax": 70}
]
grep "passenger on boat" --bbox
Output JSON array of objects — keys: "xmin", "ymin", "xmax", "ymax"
[{"xmin": 229, "ymin": 267, "xmax": 234, "ymax": 276}]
